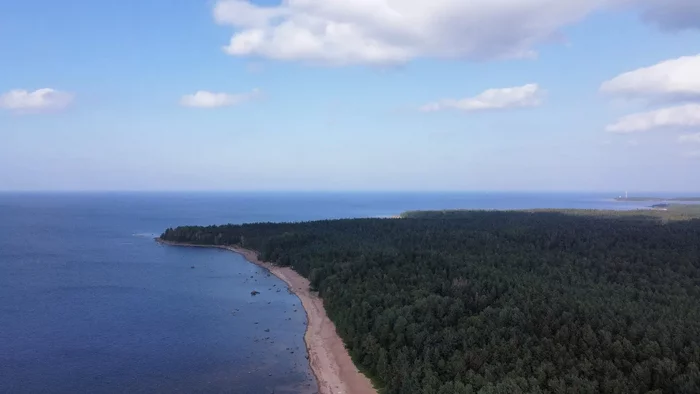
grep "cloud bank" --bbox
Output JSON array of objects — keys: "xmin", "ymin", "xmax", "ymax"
[
  {"xmin": 214, "ymin": 0, "xmax": 605, "ymax": 65},
  {"xmin": 213, "ymin": 0, "xmax": 700, "ymax": 66}
]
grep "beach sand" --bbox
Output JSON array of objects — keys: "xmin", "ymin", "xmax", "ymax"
[{"xmin": 157, "ymin": 240, "xmax": 377, "ymax": 394}]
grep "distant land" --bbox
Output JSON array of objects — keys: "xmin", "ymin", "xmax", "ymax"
[
  {"xmin": 614, "ymin": 196, "xmax": 700, "ymax": 202},
  {"xmin": 402, "ymin": 204, "xmax": 700, "ymax": 221}
]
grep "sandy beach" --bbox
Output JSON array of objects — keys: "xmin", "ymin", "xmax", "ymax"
[{"xmin": 157, "ymin": 240, "xmax": 377, "ymax": 394}]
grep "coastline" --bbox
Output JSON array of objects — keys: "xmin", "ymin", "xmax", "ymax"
[{"xmin": 156, "ymin": 239, "xmax": 377, "ymax": 394}]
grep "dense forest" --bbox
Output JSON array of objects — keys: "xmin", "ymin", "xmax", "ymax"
[
  {"xmin": 161, "ymin": 210, "xmax": 700, "ymax": 393},
  {"xmin": 402, "ymin": 205, "xmax": 700, "ymax": 222}
]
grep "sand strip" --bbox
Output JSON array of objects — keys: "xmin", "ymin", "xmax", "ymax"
[{"xmin": 157, "ymin": 239, "xmax": 377, "ymax": 394}]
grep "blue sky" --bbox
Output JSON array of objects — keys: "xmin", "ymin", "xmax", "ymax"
[{"xmin": 1, "ymin": 0, "xmax": 699, "ymax": 192}]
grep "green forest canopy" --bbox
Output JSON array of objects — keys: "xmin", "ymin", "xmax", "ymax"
[{"xmin": 160, "ymin": 209, "xmax": 700, "ymax": 394}]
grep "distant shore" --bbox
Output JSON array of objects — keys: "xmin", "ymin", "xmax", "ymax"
[
  {"xmin": 156, "ymin": 239, "xmax": 377, "ymax": 394},
  {"xmin": 614, "ymin": 197, "xmax": 700, "ymax": 202}
]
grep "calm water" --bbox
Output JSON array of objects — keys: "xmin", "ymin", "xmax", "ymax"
[{"xmin": 0, "ymin": 192, "xmax": 667, "ymax": 393}]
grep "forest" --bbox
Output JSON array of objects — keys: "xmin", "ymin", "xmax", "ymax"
[{"xmin": 160, "ymin": 210, "xmax": 700, "ymax": 394}]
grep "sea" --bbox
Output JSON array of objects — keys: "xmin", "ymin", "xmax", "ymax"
[{"xmin": 0, "ymin": 192, "xmax": 673, "ymax": 393}]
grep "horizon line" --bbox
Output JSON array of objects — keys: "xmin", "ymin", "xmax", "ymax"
[{"xmin": 1, "ymin": 190, "xmax": 699, "ymax": 195}]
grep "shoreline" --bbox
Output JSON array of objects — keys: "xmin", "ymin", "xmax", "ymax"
[{"xmin": 156, "ymin": 239, "xmax": 377, "ymax": 394}]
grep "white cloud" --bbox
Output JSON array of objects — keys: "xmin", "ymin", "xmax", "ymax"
[
  {"xmin": 212, "ymin": 0, "xmax": 700, "ymax": 66},
  {"xmin": 606, "ymin": 104, "xmax": 700, "ymax": 133},
  {"xmin": 180, "ymin": 89, "xmax": 261, "ymax": 108},
  {"xmin": 602, "ymin": 54, "xmax": 700, "ymax": 135},
  {"xmin": 600, "ymin": 54, "xmax": 700, "ymax": 102},
  {"xmin": 0, "ymin": 88, "xmax": 74, "ymax": 112},
  {"xmin": 679, "ymin": 133, "xmax": 700, "ymax": 143},
  {"xmin": 213, "ymin": 0, "xmax": 609, "ymax": 65},
  {"xmin": 420, "ymin": 84, "xmax": 543, "ymax": 112}
]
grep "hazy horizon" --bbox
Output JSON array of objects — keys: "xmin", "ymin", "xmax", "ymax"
[{"xmin": 2, "ymin": 190, "xmax": 699, "ymax": 196}]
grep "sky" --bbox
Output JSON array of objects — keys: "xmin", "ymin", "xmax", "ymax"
[{"xmin": 1, "ymin": 0, "xmax": 699, "ymax": 192}]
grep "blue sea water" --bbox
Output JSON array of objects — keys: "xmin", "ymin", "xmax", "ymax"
[{"xmin": 0, "ymin": 192, "xmax": 667, "ymax": 393}]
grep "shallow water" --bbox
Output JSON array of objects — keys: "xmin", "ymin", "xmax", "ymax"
[{"xmin": 0, "ymin": 192, "xmax": 666, "ymax": 393}]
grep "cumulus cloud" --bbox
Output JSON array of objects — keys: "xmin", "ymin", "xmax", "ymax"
[
  {"xmin": 602, "ymin": 54, "xmax": 700, "ymax": 135},
  {"xmin": 606, "ymin": 104, "xmax": 700, "ymax": 133},
  {"xmin": 601, "ymin": 54, "xmax": 700, "ymax": 102},
  {"xmin": 0, "ymin": 88, "xmax": 74, "ymax": 112},
  {"xmin": 213, "ymin": 0, "xmax": 608, "ymax": 65},
  {"xmin": 420, "ymin": 84, "xmax": 543, "ymax": 112},
  {"xmin": 212, "ymin": 0, "xmax": 700, "ymax": 66},
  {"xmin": 679, "ymin": 133, "xmax": 700, "ymax": 143},
  {"xmin": 180, "ymin": 89, "xmax": 261, "ymax": 108}
]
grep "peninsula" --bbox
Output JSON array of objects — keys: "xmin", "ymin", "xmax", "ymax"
[
  {"xmin": 613, "ymin": 196, "xmax": 700, "ymax": 202},
  {"xmin": 160, "ymin": 209, "xmax": 700, "ymax": 393},
  {"xmin": 157, "ymin": 239, "xmax": 377, "ymax": 394}
]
